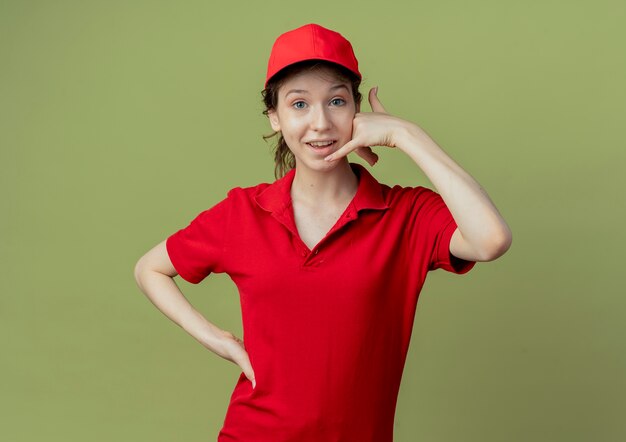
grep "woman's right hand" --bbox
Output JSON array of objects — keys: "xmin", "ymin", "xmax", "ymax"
[{"xmin": 217, "ymin": 330, "xmax": 256, "ymax": 389}]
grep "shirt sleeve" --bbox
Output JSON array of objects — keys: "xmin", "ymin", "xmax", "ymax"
[
  {"xmin": 165, "ymin": 192, "xmax": 232, "ymax": 284},
  {"xmin": 406, "ymin": 186, "xmax": 476, "ymax": 274}
]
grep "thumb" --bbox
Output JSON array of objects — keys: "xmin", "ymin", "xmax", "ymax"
[{"xmin": 368, "ymin": 86, "xmax": 388, "ymax": 114}]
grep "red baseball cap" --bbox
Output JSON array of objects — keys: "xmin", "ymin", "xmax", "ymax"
[{"xmin": 264, "ymin": 23, "xmax": 361, "ymax": 88}]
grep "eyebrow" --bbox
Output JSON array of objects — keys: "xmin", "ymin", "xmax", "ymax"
[{"xmin": 284, "ymin": 84, "xmax": 350, "ymax": 98}]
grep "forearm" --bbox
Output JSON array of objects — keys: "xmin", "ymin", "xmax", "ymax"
[
  {"xmin": 134, "ymin": 268, "xmax": 229, "ymax": 358},
  {"xmin": 397, "ymin": 123, "xmax": 512, "ymax": 256}
]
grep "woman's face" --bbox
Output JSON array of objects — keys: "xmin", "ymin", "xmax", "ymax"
[{"xmin": 268, "ymin": 67, "xmax": 360, "ymax": 172}]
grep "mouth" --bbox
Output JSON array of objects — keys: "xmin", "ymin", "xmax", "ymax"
[{"xmin": 306, "ymin": 140, "xmax": 337, "ymax": 155}]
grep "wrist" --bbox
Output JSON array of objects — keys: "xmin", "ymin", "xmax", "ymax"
[{"xmin": 396, "ymin": 122, "xmax": 434, "ymax": 153}]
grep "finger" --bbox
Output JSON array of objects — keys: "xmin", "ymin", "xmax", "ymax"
[
  {"xmin": 356, "ymin": 146, "xmax": 379, "ymax": 166},
  {"xmin": 250, "ymin": 373, "xmax": 256, "ymax": 389},
  {"xmin": 228, "ymin": 335, "xmax": 257, "ymax": 388},
  {"xmin": 239, "ymin": 361, "xmax": 256, "ymax": 388},
  {"xmin": 368, "ymin": 86, "xmax": 388, "ymax": 114},
  {"xmin": 245, "ymin": 370, "xmax": 256, "ymax": 389},
  {"xmin": 324, "ymin": 138, "xmax": 360, "ymax": 162}
]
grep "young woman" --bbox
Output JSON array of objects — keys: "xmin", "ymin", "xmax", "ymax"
[{"xmin": 134, "ymin": 23, "xmax": 512, "ymax": 442}]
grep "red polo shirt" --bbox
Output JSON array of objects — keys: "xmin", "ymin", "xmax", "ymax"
[{"xmin": 166, "ymin": 162, "xmax": 476, "ymax": 441}]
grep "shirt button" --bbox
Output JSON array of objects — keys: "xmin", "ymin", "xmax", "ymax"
[{"xmin": 314, "ymin": 250, "xmax": 318, "ymax": 255}]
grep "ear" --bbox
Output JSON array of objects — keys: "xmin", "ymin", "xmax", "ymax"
[{"xmin": 268, "ymin": 109, "xmax": 281, "ymax": 132}]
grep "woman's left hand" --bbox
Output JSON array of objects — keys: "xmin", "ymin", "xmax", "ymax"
[{"xmin": 324, "ymin": 86, "xmax": 411, "ymax": 165}]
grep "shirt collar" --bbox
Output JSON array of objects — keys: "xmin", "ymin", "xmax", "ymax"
[{"xmin": 254, "ymin": 162, "xmax": 390, "ymax": 215}]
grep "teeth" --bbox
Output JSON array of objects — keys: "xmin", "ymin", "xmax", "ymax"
[{"xmin": 309, "ymin": 141, "xmax": 334, "ymax": 147}]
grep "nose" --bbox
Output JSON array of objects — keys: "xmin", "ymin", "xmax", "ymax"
[{"xmin": 310, "ymin": 105, "xmax": 333, "ymax": 131}]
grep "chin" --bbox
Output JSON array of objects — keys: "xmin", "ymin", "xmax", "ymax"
[{"xmin": 298, "ymin": 157, "xmax": 345, "ymax": 173}]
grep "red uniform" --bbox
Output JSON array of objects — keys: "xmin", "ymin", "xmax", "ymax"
[{"xmin": 166, "ymin": 162, "xmax": 476, "ymax": 441}]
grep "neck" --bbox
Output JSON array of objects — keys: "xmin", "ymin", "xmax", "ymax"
[{"xmin": 290, "ymin": 161, "xmax": 359, "ymax": 207}]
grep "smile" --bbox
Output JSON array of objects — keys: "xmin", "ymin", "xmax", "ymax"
[
  {"xmin": 306, "ymin": 140, "xmax": 336, "ymax": 155},
  {"xmin": 306, "ymin": 140, "xmax": 336, "ymax": 148}
]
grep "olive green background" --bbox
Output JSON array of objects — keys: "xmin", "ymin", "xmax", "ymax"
[{"xmin": 2, "ymin": 0, "xmax": 624, "ymax": 441}]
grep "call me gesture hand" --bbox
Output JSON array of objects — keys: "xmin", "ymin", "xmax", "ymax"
[
  {"xmin": 324, "ymin": 86, "xmax": 411, "ymax": 165},
  {"xmin": 326, "ymin": 85, "xmax": 513, "ymax": 264}
]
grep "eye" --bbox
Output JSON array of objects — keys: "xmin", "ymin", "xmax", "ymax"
[
  {"xmin": 331, "ymin": 98, "xmax": 346, "ymax": 106},
  {"xmin": 292, "ymin": 101, "xmax": 306, "ymax": 109}
]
